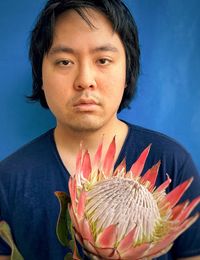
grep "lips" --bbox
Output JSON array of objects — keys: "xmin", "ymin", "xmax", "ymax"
[
  {"xmin": 74, "ymin": 98, "xmax": 98, "ymax": 106},
  {"xmin": 73, "ymin": 98, "xmax": 100, "ymax": 112}
]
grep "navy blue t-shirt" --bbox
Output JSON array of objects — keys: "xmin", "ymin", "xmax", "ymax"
[{"xmin": 0, "ymin": 123, "xmax": 200, "ymax": 259}]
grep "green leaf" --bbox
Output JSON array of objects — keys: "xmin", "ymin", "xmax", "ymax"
[
  {"xmin": 0, "ymin": 221, "xmax": 24, "ymax": 260},
  {"xmin": 55, "ymin": 191, "xmax": 81, "ymax": 259},
  {"xmin": 54, "ymin": 191, "xmax": 71, "ymax": 247},
  {"xmin": 69, "ymin": 239, "xmax": 75, "ymax": 252},
  {"xmin": 64, "ymin": 252, "xmax": 73, "ymax": 260},
  {"xmin": 66, "ymin": 204, "xmax": 74, "ymax": 238}
]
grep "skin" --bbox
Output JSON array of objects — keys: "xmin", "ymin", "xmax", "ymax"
[{"xmin": 42, "ymin": 9, "xmax": 128, "ymax": 173}]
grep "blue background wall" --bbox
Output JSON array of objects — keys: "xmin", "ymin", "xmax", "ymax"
[{"xmin": 0, "ymin": 1, "xmax": 199, "ymax": 171}]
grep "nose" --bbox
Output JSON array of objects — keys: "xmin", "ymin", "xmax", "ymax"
[{"xmin": 74, "ymin": 63, "xmax": 97, "ymax": 90}]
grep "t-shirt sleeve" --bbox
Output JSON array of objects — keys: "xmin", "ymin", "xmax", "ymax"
[{"xmin": 171, "ymin": 153, "xmax": 200, "ymax": 258}]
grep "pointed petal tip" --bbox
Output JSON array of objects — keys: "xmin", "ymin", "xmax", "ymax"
[
  {"xmin": 148, "ymin": 143, "xmax": 152, "ymax": 150},
  {"xmin": 81, "ymin": 150, "xmax": 92, "ymax": 180},
  {"xmin": 94, "ymin": 139, "xmax": 103, "ymax": 167},
  {"xmin": 103, "ymin": 137, "xmax": 116, "ymax": 176},
  {"xmin": 130, "ymin": 144, "xmax": 152, "ymax": 178},
  {"xmin": 166, "ymin": 177, "xmax": 194, "ymax": 208},
  {"xmin": 141, "ymin": 160, "xmax": 161, "ymax": 189},
  {"xmin": 177, "ymin": 196, "xmax": 200, "ymax": 222},
  {"xmin": 188, "ymin": 176, "xmax": 194, "ymax": 185},
  {"xmin": 80, "ymin": 140, "xmax": 83, "ymax": 148},
  {"xmin": 156, "ymin": 173, "xmax": 172, "ymax": 192},
  {"xmin": 114, "ymin": 158, "xmax": 127, "ymax": 176}
]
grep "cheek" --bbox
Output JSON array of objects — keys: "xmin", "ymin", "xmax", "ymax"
[
  {"xmin": 42, "ymin": 60, "xmax": 68, "ymax": 96},
  {"xmin": 105, "ymin": 73, "xmax": 126, "ymax": 96},
  {"xmin": 42, "ymin": 72, "xmax": 69, "ymax": 100},
  {"xmin": 42, "ymin": 79, "xmax": 67, "ymax": 112},
  {"xmin": 102, "ymin": 81, "xmax": 125, "ymax": 110}
]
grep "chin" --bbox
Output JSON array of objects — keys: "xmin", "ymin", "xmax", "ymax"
[
  {"xmin": 60, "ymin": 111, "xmax": 116, "ymax": 133},
  {"xmin": 66, "ymin": 119, "xmax": 104, "ymax": 133}
]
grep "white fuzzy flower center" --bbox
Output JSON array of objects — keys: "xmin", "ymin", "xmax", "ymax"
[{"xmin": 86, "ymin": 177, "xmax": 161, "ymax": 243}]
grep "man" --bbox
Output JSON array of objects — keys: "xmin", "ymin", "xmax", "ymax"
[{"xmin": 0, "ymin": 0, "xmax": 199, "ymax": 259}]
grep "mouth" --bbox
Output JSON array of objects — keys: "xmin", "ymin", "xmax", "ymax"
[{"xmin": 73, "ymin": 98, "xmax": 100, "ymax": 112}]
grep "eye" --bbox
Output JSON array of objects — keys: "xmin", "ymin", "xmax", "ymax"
[
  {"xmin": 97, "ymin": 58, "xmax": 112, "ymax": 65},
  {"xmin": 56, "ymin": 59, "xmax": 73, "ymax": 67}
]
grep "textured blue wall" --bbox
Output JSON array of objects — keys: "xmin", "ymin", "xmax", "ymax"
[{"xmin": 0, "ymin": 1, "xmax": 199, "ymax": 171}]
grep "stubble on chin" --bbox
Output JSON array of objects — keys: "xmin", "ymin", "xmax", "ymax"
[{"xmin": 64, "ymin": 113, "xmax": 104, "ymax": 133}]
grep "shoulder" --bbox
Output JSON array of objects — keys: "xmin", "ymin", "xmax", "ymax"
[
  {"xmin": 128, "ymin": 123, "xmax": 188, "ymax": 154},
  {"xmin": 127, "ymin": 123, "xmax": 190, "ymax": 161},
  {"xmin": 126, "ymin": 124, "xmax": 190, "ymax": 160},
  {"xmin": 0, "ymin": 129, "xmax": 55, "ymax": 173},
  {"xmin": 124, "ymin": 123, "xmax": 199, "ymax": 185}
]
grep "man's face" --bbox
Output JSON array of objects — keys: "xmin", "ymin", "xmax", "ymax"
[{"xmin": 42, "ymin": 9, "xmax": 126, "ymax": 133}]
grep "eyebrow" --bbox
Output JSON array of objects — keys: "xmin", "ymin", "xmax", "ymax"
[
  {"xmin": 48, "ymin": 44, "xmax": 119, "ymax": 55},
  {"xmin": 92, "ymin": 45, "xmax": 119, "ymax": 53}
]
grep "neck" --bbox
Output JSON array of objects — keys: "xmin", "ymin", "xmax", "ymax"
[{"xmin": 53, "ymin": 118, "xmax": 128, "ymax": 175}]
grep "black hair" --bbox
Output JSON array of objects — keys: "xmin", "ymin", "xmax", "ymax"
[{"xmin": 28, "ymin": 0, "xmax": 140, "ymax": 112}]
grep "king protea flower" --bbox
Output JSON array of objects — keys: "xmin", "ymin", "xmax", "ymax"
[{"xmin": 55, "ymin": 138, "xmax": 200, "ymax": 260}]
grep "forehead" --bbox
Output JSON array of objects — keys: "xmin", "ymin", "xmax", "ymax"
[
  {"xmin": 50, "ymin": 8, "xmax": 125, "ymax": 53},
  {"xmin": 53, "ymin": 8, "xmax": 116, "ymax": 41},
  {"xmin": 55, "ymin": 8, "xmax": 113, "ymax": 30}
]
